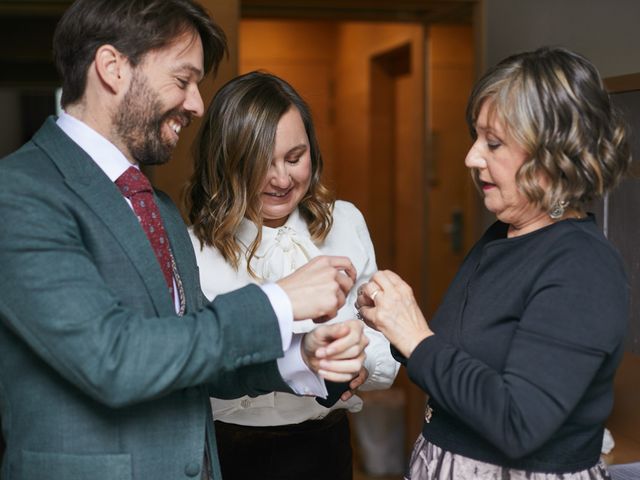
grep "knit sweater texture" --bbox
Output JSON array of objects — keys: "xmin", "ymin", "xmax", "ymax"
[{"xmin": 407, "ymin": 216, "xmax": 629, "ymax": 473}]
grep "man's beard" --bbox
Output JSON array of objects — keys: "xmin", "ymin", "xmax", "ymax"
[{"xmin": 114, "ymin": 71, "xmax": 191, "ymax": 166}]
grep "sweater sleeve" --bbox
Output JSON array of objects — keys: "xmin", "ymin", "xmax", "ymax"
[{"xmin": 406, "ymin": 231, "xmax": 628, "ymax": 459}]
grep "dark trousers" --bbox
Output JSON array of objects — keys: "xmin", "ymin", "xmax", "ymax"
[{"xmin": 214, "ymin": 409, "xmax": 353, "ymax": 480}]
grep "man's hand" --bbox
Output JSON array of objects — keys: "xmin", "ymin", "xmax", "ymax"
[
  {"xmin": 277, "ymin": 256, "xmax": 356, "ymax": 322},
  {"xmin": 301, "ymin": 320, "xmax": 368, "ymax": 383}
]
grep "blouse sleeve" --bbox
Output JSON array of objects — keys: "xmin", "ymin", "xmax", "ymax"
[
  {"xmin": 188, "ymin": 229, "xmax": 249, "ymax": 301},
  {"xmin": 337, "ymin": 201, "xmax": 400, "ymax": 391}
]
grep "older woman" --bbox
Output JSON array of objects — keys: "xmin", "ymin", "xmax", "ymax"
[
  {"xmin": 358, "ymin": 47, "xmax": 631, "ymax": 479},
  {"xmin": 186, "ymin": 71, "xmax": 398, "ymax": 480}
]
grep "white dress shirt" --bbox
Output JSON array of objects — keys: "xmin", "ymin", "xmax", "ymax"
[
  {"xmin": 55, "ymin": 111, "xmax": 325, "ymax": 397},
  {"xmin": 190, "ymin": 201, "xmax": 400, "ymax": 426}
]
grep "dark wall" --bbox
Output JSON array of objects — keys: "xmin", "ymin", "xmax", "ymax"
[{"xmin": 603, "ymin": 89, "xmax": 640, "ymax": 354}]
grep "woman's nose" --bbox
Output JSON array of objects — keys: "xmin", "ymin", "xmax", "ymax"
[
  {"xmin": 464, "ymin": 142, "xmax": 487, "ymax": 169},
  {"xmin": 269, "ymin": 163, "xmax": 291, "ymax": 188}
]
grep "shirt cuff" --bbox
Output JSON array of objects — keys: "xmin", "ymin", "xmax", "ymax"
[
  {"xmin": 276, "ymin": 334, "xmax": 329, "ymax": 398},
  {"xmin": 260, "ymin": 282, "xmax": 293, "ymax": 351}
]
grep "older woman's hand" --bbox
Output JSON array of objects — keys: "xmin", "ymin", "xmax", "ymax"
[{"xmin": 357, "ymin": 270, "xmax": 433, "ymax": 358}]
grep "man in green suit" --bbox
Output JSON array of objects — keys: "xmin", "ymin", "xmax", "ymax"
[{"xmin": 0, "ymin": 1, "xmax": 368, "ymax": 479}]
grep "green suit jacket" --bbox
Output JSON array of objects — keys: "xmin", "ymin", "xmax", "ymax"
[{"xmin": 0, "ymin": 117, "xmax": 291, "ymax": 480}]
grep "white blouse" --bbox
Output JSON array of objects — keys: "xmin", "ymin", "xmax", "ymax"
[{"xmin": 189, "ymin": 200, "xmax": 399, "ymax": 426}]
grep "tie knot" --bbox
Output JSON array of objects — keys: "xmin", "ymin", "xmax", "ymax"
[{"xmin": 115, "ymin": 166, "xmax": 152, "ymax": 197}]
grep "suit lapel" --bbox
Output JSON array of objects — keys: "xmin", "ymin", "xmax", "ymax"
[
  {"xmin": 157, "ymin": 195, "xmax": 197, "ymax": 313},
  {"xmin": 32, "ymin": 117, "xmax": 175, "ymax": 316}
]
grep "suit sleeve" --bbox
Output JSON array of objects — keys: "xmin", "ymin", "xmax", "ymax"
[{"xmin": 0, "ymin": 167, "xmax": 286, "ymax": 408}]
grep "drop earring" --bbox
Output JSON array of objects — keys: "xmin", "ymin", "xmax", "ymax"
[{"xmin": 549, "ymin": 200, "xmax": 569, "ymax": 220}]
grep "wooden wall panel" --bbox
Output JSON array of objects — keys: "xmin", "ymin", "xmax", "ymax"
[
  {"xmin": 425, "ymin": 25, "xmax": 474, "ymax": 315},
  {"xmin": 333, "ymin": 22, "xmax": 427, "ymax": 453},
  {"xmin": 239, "ymin": 19, "xmax": 338, "ymax": 188}
]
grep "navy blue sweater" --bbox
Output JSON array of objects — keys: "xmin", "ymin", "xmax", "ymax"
[{"xmin": 406, "ymin": 216, "xmax": 629, "ymax": 473}]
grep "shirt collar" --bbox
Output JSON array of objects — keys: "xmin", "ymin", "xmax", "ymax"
[{"xmin": 56, "ymin": 110, "xmax": 137, "ymax": 182}]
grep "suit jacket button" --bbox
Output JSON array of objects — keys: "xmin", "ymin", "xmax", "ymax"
[{"xmin": 185, "ymin": 462, "xmax": 201, "ymax": 477}]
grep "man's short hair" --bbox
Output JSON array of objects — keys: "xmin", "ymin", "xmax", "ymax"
[{"xmin": 53, "ymin": 0, "xmax": 227, "ymax": 107}]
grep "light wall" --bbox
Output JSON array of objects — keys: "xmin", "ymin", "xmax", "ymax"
[
  {"xmin": 481, "ymin": 0, "xmax": 640, "ymax": 76},
  {"xmin": 472, "ymin": 0, "xmax": 640, "ymax": 231},
  {"xmin": 333, "ymin": 22, "xmax": 425, "ymax": 231}
]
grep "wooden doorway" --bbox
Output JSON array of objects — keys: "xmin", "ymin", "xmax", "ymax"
[
  {"xmin": 368, "ymin": 43, "xmax": 411, "ymax": 272},
  {"xmin": 367, "ymin": 41, "xmax": 428, "ymax": 452}
]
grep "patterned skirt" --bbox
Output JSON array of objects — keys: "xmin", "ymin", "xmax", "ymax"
[{"xmin": 406, "ymin": 435, "xmax": 611, "ymax": 480}]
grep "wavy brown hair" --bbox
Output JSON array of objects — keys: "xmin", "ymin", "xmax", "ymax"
[
  {"xmin": 466, "ymin": 46, "xmax": 631, "ymax": 212},
  {"xmin": 186, "ymin": 71, "xmax": 334, "ymax": 273}
]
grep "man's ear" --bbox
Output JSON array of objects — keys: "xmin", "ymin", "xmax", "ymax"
[{"xmin": 94, "ymin": 45, "xmax": 130, "ymax": 95}]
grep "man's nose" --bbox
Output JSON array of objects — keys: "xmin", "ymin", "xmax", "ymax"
[{"xmin": 185, "ymin": 85, "xmax": 204, "ymax": 118}]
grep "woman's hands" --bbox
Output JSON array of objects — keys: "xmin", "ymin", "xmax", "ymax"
[{"xmin": 356, "ymin": 270, "xmax": 433, "ymax": 358}]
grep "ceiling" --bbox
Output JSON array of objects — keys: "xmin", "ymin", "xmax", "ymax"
[
  {"xmin": 0, "ymin": 0, "xmax": 475, "ymax": 22},
  {"xmin": 0, "ymin": 0, "xmax": 474, "ymax": 86},
  {"xmin": 242, "ymin": 0, "xmax": 474, "ymax": 23}
]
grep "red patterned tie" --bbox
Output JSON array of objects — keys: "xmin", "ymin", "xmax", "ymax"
[{"xmin": 115, "ymin": 167, "xmax": 174, "ymax": 298}]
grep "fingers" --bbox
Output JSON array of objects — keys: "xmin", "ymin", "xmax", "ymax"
[
  {"xmin": 318, "ymin": 354, "xmax": 365, "ymax": 383},
  {"xmin": 341, "ymin": 368, "xmax": 368, "ymax": 399},
  {"xmin": 349, "ymin": 368, "xmax": 367, "ymax": 390},
  {"xmin": 316, "ymin": 320, "xmax": 367, "ymax": 358},
  {"xmin": 359, "ymin": 270, "xmax": 415, "ymax": 309},
  {"xmin": 359, "ymin": 272, "xmax": 392, "ymax": 301},
  {"xmin": 370, "ymin": 270, "xmax": 395, "ymax": 292},
  {"xmin": 312, "ymin": 285, "xmax": 346, "ymax": 323},
  {"xmin": 356, "ymin": 284, "xmax": 374, "ymax": 311},
  {"xmin": 341, "ymin": 391, "xmax": 354, "ymax": 401},
  {"xmin": 301, "ymin": 318, "xmax": 369, "ymax": 383},
  {"xmin": 381, "ymin": 269, "xmax": 404, "ymax": 285},
  {"xmin": 279, "ymin": 255, "xmax": 357, "ymax": 322},
  {"xmin": 356, "ymin": 271, "xmax": 432, "ymax": 359},
  {"xmin": 336, "ymin": 269, "xmax": 354, "ymax": 297},
  {"xmin": 312, "ymin": 322, "xmax": 350, "ymax": 350},
  {"xmin": 326, "ymin": 256, "xmax": 357, "ymax": 284}
]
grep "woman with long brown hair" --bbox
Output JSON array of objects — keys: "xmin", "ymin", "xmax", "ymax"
[{"xmin": 186, "ymin": 71, "xmax": 399, "ymax": 480}]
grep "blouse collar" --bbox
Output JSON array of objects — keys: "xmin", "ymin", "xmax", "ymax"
[{"xmin": 235, "ymin": 209, "xmax": 321, "ymax": 282}]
